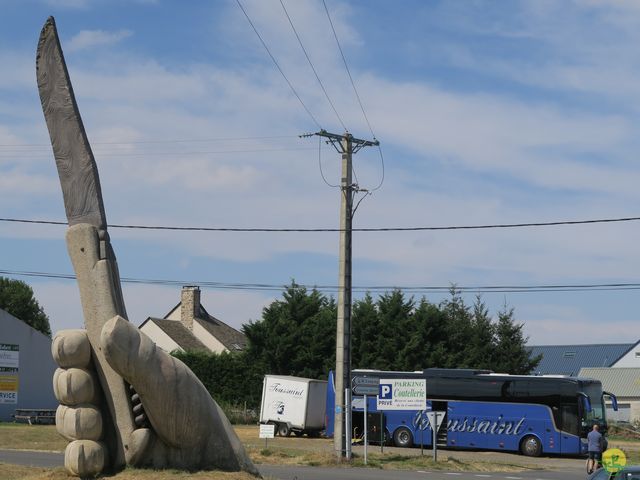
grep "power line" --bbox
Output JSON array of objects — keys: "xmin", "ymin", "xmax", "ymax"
[
  {"xmin": 370, "ymin": 144, "xmax": 385, "ymax": 192},
  {"xmin": 236, "ymin": 0, "xmax": 323, "ymax": 130},
  {"xmin": 322, "ymin": 0, "xmax": 374, "ymax": 138},
  {"xmin": 317, "ymin": 135, "xmax": 340, "ymax": 188},
  {"xmin": 321, "ymin": 0, "xmax": 385, "ymax": 193},
  {"xmin": 0, "ymin": 146, "xmax": 315, "ymax": 159},
  {"xmin": 0, "ymin": 135, "xmax": 300, "ymax": 148},
  {"xmin": 2, "ymin": 268, "xmax": 640, "ymax": 294},
  {"xmin": 280, "ymin": 0, "xmax": 347, "ymax": 131},
  {"xmin": 2, "ymin": 215, "xmax": 640, "ymax": 233}
]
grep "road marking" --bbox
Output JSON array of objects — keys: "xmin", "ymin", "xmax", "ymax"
[
  {"xmin": 445, "ymin": 473, "xmax": 463, "ymax": 476},
  {"xmin": 505, "ymin": 477, "xmax": 522, "ymax": 479},
  {"xmin": 474, "ymin": 475, "xmax": 492, "ymax": 478}
]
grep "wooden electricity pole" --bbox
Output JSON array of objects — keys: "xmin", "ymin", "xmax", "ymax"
[{"xmin": 302, "ymin": 129, "xmax": 379, "ymax": 460}]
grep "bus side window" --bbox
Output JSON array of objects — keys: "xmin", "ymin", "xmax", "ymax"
[{"xmin": 500, "ymin": 380, "xmax": 513, "ymax": 399}]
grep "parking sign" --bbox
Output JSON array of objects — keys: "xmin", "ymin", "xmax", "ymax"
[
  {"xmin": 377, "ymin": 378, "xmax": 426, "ymax": 410},
  {"xmin": 379, "ymin": 383, "xmax": 392, "ymax": 399}
]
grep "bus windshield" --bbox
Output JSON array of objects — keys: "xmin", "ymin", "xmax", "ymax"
[{"xmin": 582, "ymin": 382, "xmax": 606, "ymax": 425}]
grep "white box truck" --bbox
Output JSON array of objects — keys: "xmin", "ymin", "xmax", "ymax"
[{"xmin": 259, "ymin": 375, "xmax": 327, "ymax": 437}]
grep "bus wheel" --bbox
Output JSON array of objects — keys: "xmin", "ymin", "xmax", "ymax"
[
  {"xmin": 278, "ymin": 423, "xmax": 291, "ymax": 437},
  {"xmin": 520, "ymin": 435, "xmax": 542, "ymax": 457},
  {"xmin": 393, "ymin": 427, "xmax": 413, "ymax": 448}
]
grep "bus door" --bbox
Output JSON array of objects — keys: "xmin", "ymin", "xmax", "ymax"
[
  {"xmin": 432, "ymin": 401, "xmax": 448, "ymax": 447},
  {"xmin": 559, "ymin": 403, "xmax": 580, "ymax": 454}
]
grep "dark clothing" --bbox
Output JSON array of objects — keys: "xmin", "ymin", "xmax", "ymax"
[
  {"xmin": 588, "ymin": 451, "xmax": 602, "ymax": 461},
  {"xmin": 588, "ymin": 429, "xmax": 604, "ymax": 453}
]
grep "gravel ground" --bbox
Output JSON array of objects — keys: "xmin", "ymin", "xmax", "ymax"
[{"xmin": 347, "ymin": 443, "xmax": 586, "ymax": 471}]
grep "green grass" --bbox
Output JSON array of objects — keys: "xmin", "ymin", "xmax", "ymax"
[
  {"xmin": 0, "ymin": 424, "xmax": 67, "ymax": 452},
  {"xmin": 0, "ymin": 464, "xmax": 263, "ymax": 480}
]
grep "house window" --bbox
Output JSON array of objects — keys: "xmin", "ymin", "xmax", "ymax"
[{"xmin": 635, "ymin": 351, "xmax": 640, "ymax": 358}]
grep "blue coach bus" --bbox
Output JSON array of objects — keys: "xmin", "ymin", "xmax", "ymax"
[{"xmin": 326, "ymin": 368, "xmax": 617, "ymax": 456}]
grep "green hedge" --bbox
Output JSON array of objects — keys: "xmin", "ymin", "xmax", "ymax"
[{"xmin": 172, "ymin": 350, "xmax": 264, "ymax": 412}]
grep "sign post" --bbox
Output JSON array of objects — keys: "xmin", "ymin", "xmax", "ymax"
[
  {"xmin": 427, "ymin": 411, "xmax": 445, "ymax": 462},
  {"xmin": 259, "ymin": 423, "xmax": 275, "ymax": 449},
  {"xmin": 345, "ymin": 388, "xmax": 351, "ymax": 460},
  {"xmin": 363, "ymin": 395, "xmax": 368, "ymax": 465},
  {"xmin": 351, "ymin": 375, "xmax": 379, "ymax": 459},
  {"xmin": 433, "ymin": 412, "xmax": 438, "ymax": 462}
]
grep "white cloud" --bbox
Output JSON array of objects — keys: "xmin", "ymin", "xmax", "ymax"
[
  {"xmin": 0, "ymin": 170, "xmax": 58, "ymax": 195},
  {"xmin": 66, "ymin": 29, "xmax": 132, "ymax": 52},
  {"xmin": 518, "ymin": 302, "xmax": 637, "ymax": 345},
  {"xmin": 4, "ymin": 0, "xmax": 640, "ymax": 348},
  {"xmin": 44, "ymin": 0, "xmax": 89, "ymax": 8}
]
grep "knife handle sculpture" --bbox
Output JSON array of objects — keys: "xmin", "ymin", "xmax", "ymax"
[{"xmin": 38, "ymin": 17, "xmax": 257, "ymax": 477}]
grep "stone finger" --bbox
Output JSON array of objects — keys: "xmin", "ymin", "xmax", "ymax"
[
  {"xmin": 56, "ymin": 404, "xmax": 102, "ymax": 441},
  {"xmin": 64, "ymin": 440, "xmax": 106, "ymax": 477},
  {"xmin": 53, "ymin": 367, "xmax": 99, "ymax": 405},
  {"xmin": 52, "ymin": 329, "xmax": 91, "ymax": 368}
]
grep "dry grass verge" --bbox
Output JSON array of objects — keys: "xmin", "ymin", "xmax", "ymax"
[
  {"xmin": 0, "ymin": 464, "xmax": 267, "ymax": 480},
  {"xmin": 8, "ymin": 422, "xmax": 638, "ymax": 476},
  {"xmin": 0, "ymin": 424, "xmax": 66, "ymax": 452}
]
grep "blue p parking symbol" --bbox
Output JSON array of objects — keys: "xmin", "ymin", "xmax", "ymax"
[{"xmin": 380, "ymin": 383, "xmax": 393, "ymax": 399}]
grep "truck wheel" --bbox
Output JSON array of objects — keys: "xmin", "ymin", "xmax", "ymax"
[
  {"xmin": 393, "ymin": 427, "xmax": 413, "ymax": 448},
  {"xmin": 520, "ymin": 435, "xmax": 542, "ymax": 457},
  {"xmin": 278, "ymin": 423, "xmax": 291, "ymax": 437}
]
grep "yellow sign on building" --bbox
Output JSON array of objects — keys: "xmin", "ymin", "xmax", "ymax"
[
  {"xmin": 0, "ymin": 343, "xmax": 19, "ymax": 404},
  {"xmin": 603, "ymin": 448, "xmax": 627, "ymax": 473},
  {"xmin": 0, "ymin": 375, "xmax": 18, "ymax": 391}
]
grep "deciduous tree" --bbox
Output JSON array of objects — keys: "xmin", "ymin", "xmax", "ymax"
[{"xmin": 0, "ymin": 277, "xmax": 51, "ymax": 337}]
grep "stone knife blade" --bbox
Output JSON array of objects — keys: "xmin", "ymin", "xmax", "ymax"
[{"xmin": 36, "ymin": 16, "xmax": 107, "ymax": 231}]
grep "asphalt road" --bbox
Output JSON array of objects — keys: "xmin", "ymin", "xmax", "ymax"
[
  {"xmin": 0, "ymin": 449, "xmax": 64, "ymax": 468},
  {"xmin": 0, "ymin": 449, "xmax": 587, "ymax": 480},
  {"xmin": 258, "ymin": 464, "xmax": 587, "ymax": 480}
]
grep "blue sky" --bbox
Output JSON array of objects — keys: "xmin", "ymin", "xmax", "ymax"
[{"xmin": 1, "ymin": 0, "xmax": 640, "ymax": 345}]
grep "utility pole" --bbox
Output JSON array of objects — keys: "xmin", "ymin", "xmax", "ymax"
[{"xmin": 301, "ymin": 129, "xmax": 379, "ymax": 460}]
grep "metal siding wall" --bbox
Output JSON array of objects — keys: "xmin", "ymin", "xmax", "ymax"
[{"xmin": 0, "ymin": 311, "xmax": 57, "ymax": 422}]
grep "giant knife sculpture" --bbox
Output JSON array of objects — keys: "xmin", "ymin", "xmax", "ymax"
[
  {"xmin": 37, "ymin": 17, "xmax": 257, "ymax": 477},
  {"xmin": 36, "ymin": 16, "xmax": 137, "ymax": 470}
]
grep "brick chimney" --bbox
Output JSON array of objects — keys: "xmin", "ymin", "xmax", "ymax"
[{"xmin": 180, "ymin": 286, "xmax": 201, "ymax": 331}]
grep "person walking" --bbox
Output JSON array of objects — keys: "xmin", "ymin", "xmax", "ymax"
[{"xmin": 587, "ymin": 424, "xmax": 604, "ymax": 474}]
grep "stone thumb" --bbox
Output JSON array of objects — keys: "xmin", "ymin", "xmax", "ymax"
[
  {"xmin": 100, "ymin": 316, "xmax": 159, "ymax": 385},
  {"xmin": 100, "ymin": 315, "xmax": 208, "ymax": 450}
]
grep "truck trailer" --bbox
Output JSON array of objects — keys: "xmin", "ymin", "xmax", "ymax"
[{"xmin": 259, "ymin": 374, "xmax": 327, "ymax": 437}]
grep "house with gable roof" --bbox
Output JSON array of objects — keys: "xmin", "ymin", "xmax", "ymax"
[
  {"xmin": 140, "ymin": 286, "xmax": 247, "ymax": 354},
  {"xmin": 528, "ymin": 343, "xmax": 637, "ymax": 376}
]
